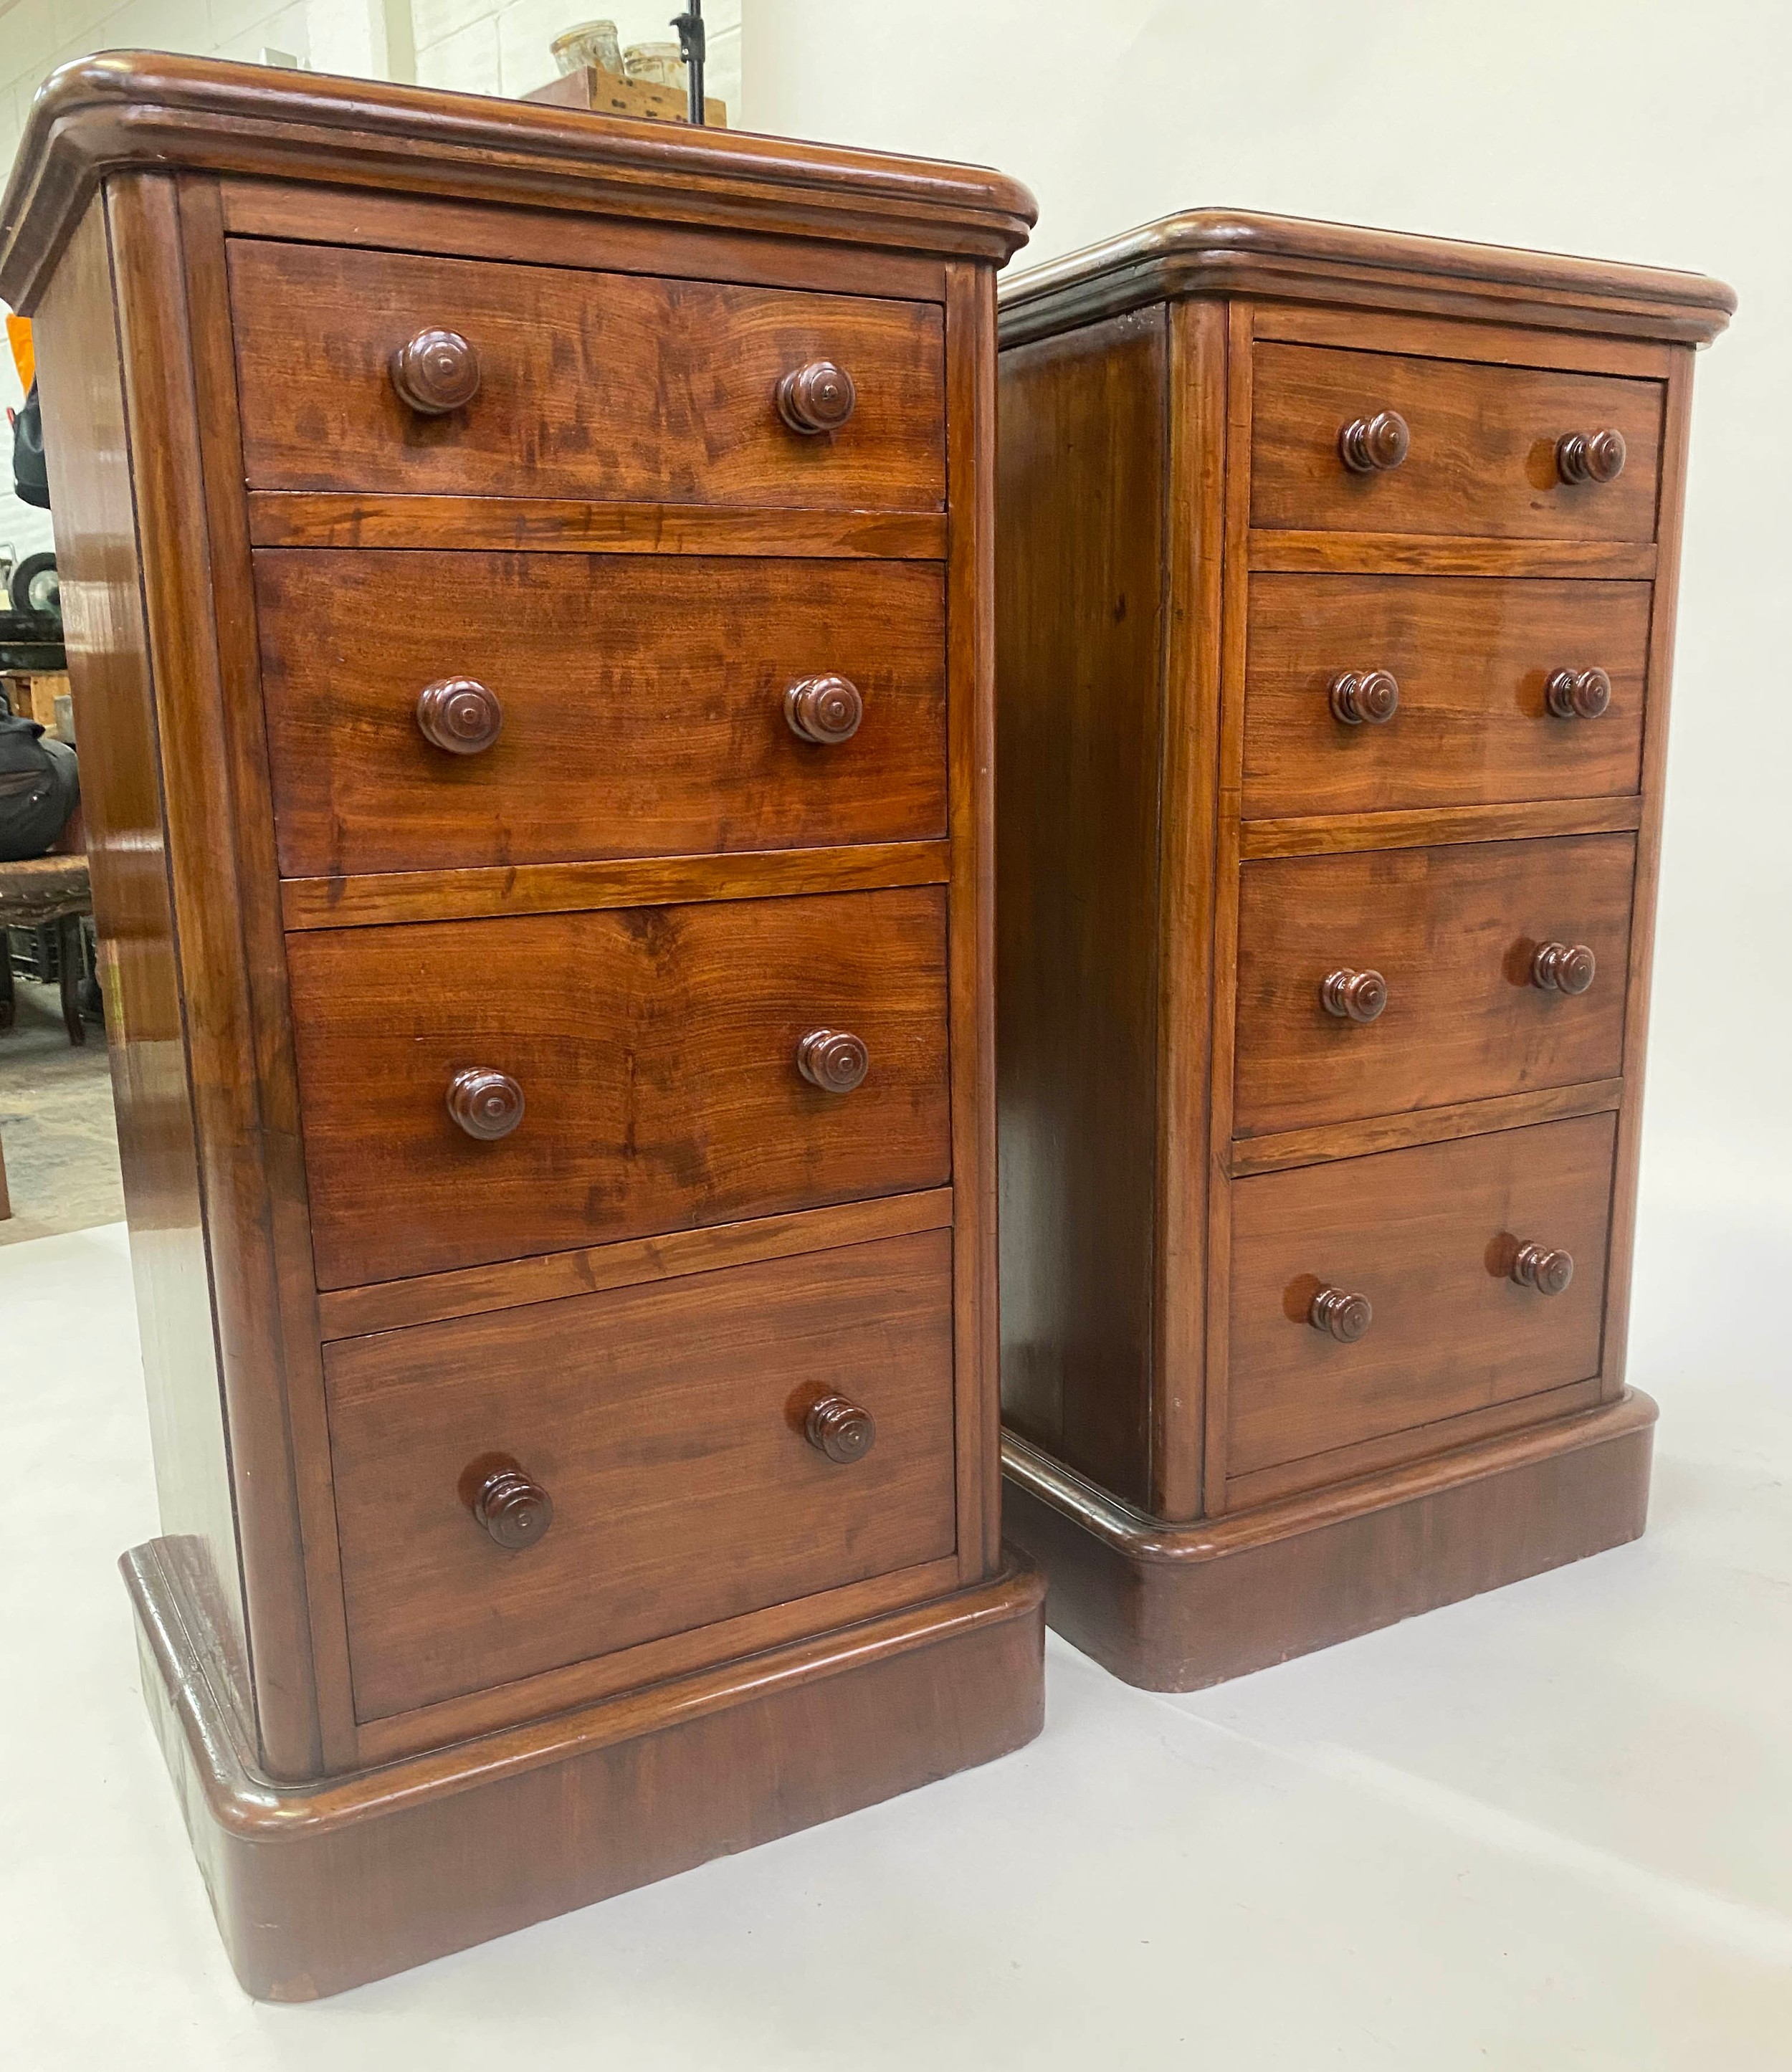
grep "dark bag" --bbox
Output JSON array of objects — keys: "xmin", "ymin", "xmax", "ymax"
[
  {"xmin": 13, "ymin": 379, "xmax": 49, "ymax": 510},
  {"xmin": 0, "ymin": 712, "xmax": 78, "ymax": 860}
]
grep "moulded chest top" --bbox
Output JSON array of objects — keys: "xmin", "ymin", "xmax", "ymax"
[
  {"xmin": 0, "ymin": 50, "xmax": 1038, "ymax": 312},
  {"xmin": 998, "ymin": 208, "xmax": 1735, "ymax": 349}
]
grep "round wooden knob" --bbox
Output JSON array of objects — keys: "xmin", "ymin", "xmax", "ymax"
[
  {"xmin": 391, "ymin": 327, "xmax": 480, "ymax": 415},
  {"xmin": 416, "ymin": 677, "xmax": 502, "ymax": 755},
  {"xmin": 1329, "ymin": 669, "xmax": 1400, "ymax": 725},
  {"xmin": 1310, "ymin": 1286, "xmax": 1373, "ymax": 1342},
  {"xmin": 776, "ymin": 360, "xmax": 856, "ymax": 435},
  {"xmin": 1512, "ymin": 1241, "xmax": 1575, "ymax": 1296},
  {"xmin": 1531, "ymin": 942, "xmax": 1596, "ymax": 995},
  {"xmin": 1545, "ymin": 667, "xmax": 1612, "ymax": 721},
  {"xmin": 785, "ymin": 673, "xmax": 864, "ymax": 745},
  {"xmin": 447, "ymin": 1067, "xmax": 525, "ymax": 1140},
  {"xmin": 1338, "ymin": 410, "xmax": 1410, "ymax": 474},
  {"xmin": 804, "ymin": 1394, "xmax": 877, "ymax": 1464},
  {"xmin": 471, "ymin": 1465, "xmax": 553, "ymax": 1550},
  {"xmin": 1320, "ymin": 968, "xmax": 1388, "ymax": 1023},
  {"xmin": 796, "ymin": 1028, "xmax": 869, "ymax": 1093},
  {"xmin": 1556, "ymin": 429, "xmax": 1626, "ymax": 484}
]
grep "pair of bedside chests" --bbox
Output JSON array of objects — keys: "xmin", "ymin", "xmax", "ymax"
[{"xmin": 0, "ymin": 54, "xmax": 1732, "ymax": 1997}]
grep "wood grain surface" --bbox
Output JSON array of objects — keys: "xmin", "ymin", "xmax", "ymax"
[
  {"xmin": 325, "ymin": 1228, "xmax": 958, "ymax": 1719},
  {"xmin": 257, "ymin": 550, "xmax": 946, "ymax": 877},
  {"xmin": 1234, "ymin": 833, "xmax": 1635, "ymax": 1136},
  {"xmin": 995, "ymin": 306, "xmax": 1168, "ymax": 1508},
  {"xmin": 1250, "ymin": 342, "xmax": 1664, "ymax": 542},
  {"xmin": 1226, "ymin": 1112, "xmax": 1616, "ymax": 1483},
  {"xmin": 287, "ymin": 885, "xmax": 950, "ymax": 1288},
  {"xmin": 229, "ymin": 239, "xmax": 945, "ymax": 508},
  {"xmin": 1242, "ymin": 574, "xmax": 1651, "ymax": 817}
]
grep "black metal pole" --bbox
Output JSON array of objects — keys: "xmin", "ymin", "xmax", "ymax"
[{"xmin": 672, "ymin": 1, "xmax": 706, "ymax": 124}]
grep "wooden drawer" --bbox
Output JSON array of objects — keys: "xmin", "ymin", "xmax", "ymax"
[
  {"xmin": 257, "ymin": 551, "xmax": 946, "ymax": 879},
  {"xmin": 1228, "ymin": 1112, "xmax": 1615, "ymax": 1482},
  {"xmin": 287, "ymin": 886, "xmax": 950, "ymax": 1289},
  {"xmin": 1234, "ymin": 834, "xmax": 1633, "ymax": 1138},
  {"xmin": 1242, "ymin": 576, "xmax": 1651, "ymax": 819},
  {"xmin": 1250, "ymin": 343, "xmax": 1663, "ymax": 541},
  {"xmin": 229, "ymin": 240, "xmax": 945, "ymax": 509},
  {"xmin": 327, "ymin": 1227, "xmax": 958, "ymax": 1721}
]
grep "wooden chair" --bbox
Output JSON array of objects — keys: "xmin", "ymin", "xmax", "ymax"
[{"xmin": 0, "ymin": 851, "xmax": 92, "ymax": 1045}]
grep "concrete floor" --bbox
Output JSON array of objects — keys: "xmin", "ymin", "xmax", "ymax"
[
  {"xmin": 0, "ymin": 970, "xmax": 120, "ymax": 1243},
  {"xmin": 3, "ymin": 1171, "xmax": 1789, "ymax": 2066}
]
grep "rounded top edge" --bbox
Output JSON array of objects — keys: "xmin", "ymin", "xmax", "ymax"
[{"xmin": 999, "ymin": 206, "xmax": 1735, "ymax": 333}]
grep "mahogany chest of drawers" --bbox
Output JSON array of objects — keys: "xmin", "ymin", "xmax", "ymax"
[
  {"xmin": 0, "ymin": 52, "xmax": 1040, "ymax": 1995},
  {"xmin": 993, "ymin": 211, "xmax": 1732, "ymax": 1689}
]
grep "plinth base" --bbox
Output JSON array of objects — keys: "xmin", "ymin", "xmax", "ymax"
[
  {"xmin": 122, "ymin": 1540, "xmax": 1045, "ymax": 2000},
  {"xmin": 1001, "ymin": 1390, "xmax": 1656, "ymax": 1691}
]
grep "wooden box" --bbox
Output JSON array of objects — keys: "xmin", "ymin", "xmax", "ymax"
[
  {"xmin": 993, "ymin": 211, "xmax": 1731, "ymax": 1688},
  {"xmin": 0, "ymin": 51, "xmax": 1040, "ymax": 1997}
]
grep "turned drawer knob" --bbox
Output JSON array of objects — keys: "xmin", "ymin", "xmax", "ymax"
[
  {"xmin": 804, "ymin": 1394, "xmax": 877, "ymax": 1464},
  {"xmin": 785, "ymin": 672, "xmax": 864, "ymax": 745},
  {"xmin": 796, "ymin": 1028, "xmax": 869, "ymax": 1093},
  {"xmin": 447, "ymin": 1067, "xmax": 525, "ymax": 1140},
  {"xmin": 471, "ymin": 1464, "xmax": 553, "ymax": 1550},
  {"xmin": 777, "ymin": 360, "xmax": 856, "ymax": 434},
  {"xmin": 1512, "ymin": 1241, "xmax": 1575, "ymax": 1295},
  {"xmin": 391, "ymin": 327, "xmax": 481, "ymax": 415},
  {"xmin": 1320, "ymin": 967, "xmax": 1388, "ymax": 1023},
  {"xmin": 1338, "ymin": 410, "xmax": 1409, "ymax": 474},
  {"xmin": 1310, "ymin": 1286, "xmax": 1373, "ymax": 1342},
  {"xmin": 1556, "ymin": 429, "xmax": 1626, "ymax": 485},
  {"xmin": 1531, "ymin": 941, "xmax": 1596, "ymax": 995},
  {"xmin": 1545, "ymin": 667, "xmax": 1612, "ymax": 721},
  {"xmin": 416, "ymin": 677, "xmax": 502, "ymax": 754},
  {"xmin": 1329, "ymin": 669, "xmax": 1400, "ymax": 725}
]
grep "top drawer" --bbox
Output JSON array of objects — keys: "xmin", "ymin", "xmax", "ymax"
[
  {"xmin": 1250, "ymin": 343, "xmax": 1663, "ymax": 543},
  {"xmin": 228, "ymin": 240, "xmax": 946, "ymax": 510}
]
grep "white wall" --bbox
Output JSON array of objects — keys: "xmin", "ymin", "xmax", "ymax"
[{"xmin": 748, "ymin": 0, "xmax": 1792, "ymax": 1208}]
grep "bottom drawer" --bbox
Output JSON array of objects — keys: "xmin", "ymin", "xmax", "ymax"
[
  {"xmin": 326, "ymin": 1226, "xmax": 958, "ymax": 1722},
  {"xmin": 1227, "ymin": 1112, "xmax": 1616, "ymax": 1487}
]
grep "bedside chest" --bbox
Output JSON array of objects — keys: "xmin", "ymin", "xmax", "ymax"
[
  {"xmin": 0, "ymin": 52, "xmax": 1039, "ymax": 1996},
  {"xmin": 993, "ymin": 211, "xmax": 1731, "ymax": 1689}
]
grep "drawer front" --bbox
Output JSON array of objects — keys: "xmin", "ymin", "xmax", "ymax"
[
  {"xmin": 258, "ymin": 551, "xmax": 946, "ymax": 878},
  {"xmin": 229, "ymin": 240, "xmax": 945, "ymax": 509},
  {"xmin": 1228, "ymin": 1113, "xmax": 1615, "ymax": 1480},
  {"xmin": 327, "ymin": 1227, "xmax": 958, "ymax": 1721},
  {"xmin": 1242, "ymin": 576, "xmax": 1651, "ymax": 819},
  {"xmin": 1250, "ymin": 343, "xmax": 1663, "ymax": 542},
  {"xmin": 1234, "ymin": 834, "xmax": 1633, "ymax": 1138},
  {"xmin": 288, "ymin": 887, "xmax": 950, "ymax": 1289}
]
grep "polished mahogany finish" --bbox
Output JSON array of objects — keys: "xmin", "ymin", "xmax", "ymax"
[
  {"xmin": 1338, "ymin": 409, "xmax": 1409, "ymax": 473},
  {"xmin": 1546, "ymin": 666, "xmax": 1614, "ymax": 720},
  {"xmin": 1320, "ymin": 965, "xmax": 1388, "ymax": 1022},
  {"xmin": 1556, "ymin": 428, "xmax": 1627, "ymax": 484},
  {"xmin": 805, "ymin": 1393, "xmax": 879, "ymax": 1464},
  {"xmin": 391, "ymin": 325, "xmax": 480, "ymax": 414},
  {"xmin": 2, "ymin": 52, "xmax": 1036, "ymax": 1996},
  {"xmin": 469, "ymin": 1462, "xmax": 554, "ymax": 1550},
  {"xmin": 995, "ymin": 208, "xmax": 1729, "ymax": 1685},
  {"xmin": 446, "ymin": 1066, "xmax": 525, "ymax": 1142},
  {"xmin": 1531, "ymin": 939, "xmax": 1598, "ymax": 993},
  {"xmin": 777, "ymin": 358, "xmax": 857, "ymax": 434},
  {"xmin": 785, "ymin": 671, "xmax": 864, "ymax": 744},
  {"xmin": 414, "ymin": 675, "xmax": 502, "ymax": 755},
  {"xmin": 796, "ymin": 1025, "xmax": 872, "ymax": 1092},
  {"xmin": 1328, "ymin": 668, "xmax": 1399, "ymax": 724},
  {"xmin": 1512, "ymin": 1239, "xmax": 1575, "ymax": 1294},
  {"xmin": 1308, "ymin": 1285, "xmax": 1372, "ymax": 1342}
]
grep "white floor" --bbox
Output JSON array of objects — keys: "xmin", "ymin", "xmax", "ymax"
[{"xmin": 5, "ymin": 1188, "xmax": 1790, "ymax": 2068}]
